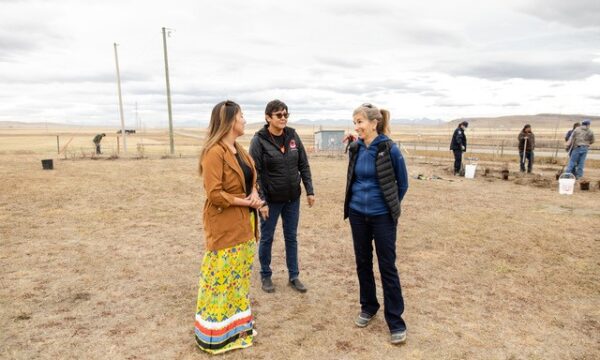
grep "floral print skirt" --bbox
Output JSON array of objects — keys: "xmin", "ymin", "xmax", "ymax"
[{"xmin": 194, "ymin": 213, "xmax": 256, "ymax": 354}]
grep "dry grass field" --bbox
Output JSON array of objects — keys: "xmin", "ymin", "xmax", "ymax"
[{"xmin": 1, "ymin": 127, "xmax": 599, "ymax": 359}]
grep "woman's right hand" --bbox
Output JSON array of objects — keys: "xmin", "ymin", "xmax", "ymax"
[{"xmin": 246, "ymin": 195, "xmax": 264, "ymax": 209}]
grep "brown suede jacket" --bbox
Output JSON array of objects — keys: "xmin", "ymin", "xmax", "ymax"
[{"xmin": 201, "ymin": 142, "xmax": 258, "ymax": 251}]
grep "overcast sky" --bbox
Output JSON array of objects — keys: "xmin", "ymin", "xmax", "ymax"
[{"xmin": 1, "ymin": 0, "xmax": 599, "ymax": 126}]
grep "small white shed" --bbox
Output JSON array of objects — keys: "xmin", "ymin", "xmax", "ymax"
[{"xmin": 314, "ymin": 130, "xmax": 345, "ymax": 151}]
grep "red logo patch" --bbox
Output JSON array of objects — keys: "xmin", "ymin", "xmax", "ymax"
[{"xmin": 289, "ymin": 139, "xmax": 297, "ymax": 149}]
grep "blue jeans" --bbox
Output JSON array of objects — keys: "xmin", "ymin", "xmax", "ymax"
[
  {"xmin": 259, "ymin": 197, "xmax": 300, "ymax": 280},
  {"xmin": 349, "ymin": 208, "xmax": 406, "ymax": 332},
  {"xmin": 519, "ymin": 150, "xmax": 534, "ymax": 173},
  {"xmin": 565, "ymin": 146, "xmax": 588, "ymax": 179}
]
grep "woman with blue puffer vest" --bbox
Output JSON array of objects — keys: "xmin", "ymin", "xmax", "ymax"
[{"xmin": 343, "ymin": 103, "xmax": 409, "ymax": 345}]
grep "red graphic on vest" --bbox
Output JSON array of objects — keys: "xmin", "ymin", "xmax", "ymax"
[{"xmin": 289, "ymin": 139, "xmax": 297, "ymax": 149}]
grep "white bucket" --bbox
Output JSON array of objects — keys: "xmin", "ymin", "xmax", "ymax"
[
  {"xmin": 464, "ymin": 164, "xmax": 477, "ymax": 179},
  {"xmin": 558, "ymin": 173, "xmax": 576, "ymax": 195}
]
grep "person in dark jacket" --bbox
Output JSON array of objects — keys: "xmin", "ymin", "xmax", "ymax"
[
  {"xmin": 249, "ymin": 99, "xmax": 315, "ymax": 294},
  {"xmin": 343, "ymin": 103, "xmax": 409, "ymax": 345},
  {"xmin": 565, "ymin": 122, "xmax": 580, "ymax": 156},
  {"xmin": 565, "ymin": 122, "xmax": 580, "ymax": 142},
  {"xmin": 449, "ymin": 121, "xmax": 468, "ymax": 175},
  {"xmin": 518, "ymin": 124, "xmax": 535, "ymax": 173}
]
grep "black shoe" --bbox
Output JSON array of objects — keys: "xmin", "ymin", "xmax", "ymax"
[
  {"xmin": 289, "ymin": 278, "xmax": 307, "ymax": 293},
  {"xmin": 261, "ymin": 277, "xmax": 275, "ymax": 293}
]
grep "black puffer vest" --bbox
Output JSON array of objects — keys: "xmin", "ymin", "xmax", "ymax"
[{"xmin": 344, "ymin": 139, "xmax": 401, "ymax": 222}]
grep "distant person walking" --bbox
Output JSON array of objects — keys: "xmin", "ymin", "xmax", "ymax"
[
  {"xmin": 195, "ymin": 100, "xmax": 263, "ymax": 354},
  {"xmin": 518, "ymin": 124, "xmax": 535, "ymax": 173},
  {"xmin": 344, "ymin": 103, "xmax": 409, "ymax": 345},
  {"xmin": 93, "ymin": 133, "xmax": 105, "ymax": 154},
  {"xmin": 450, "ymin": 121, "xmax": 468, "ymax": 175},
  {"xmin": 565, "ymin": 119, "xmax": 595, "ymax": 179},
  {"xmin": 249, "ymin": 99, "xmax": 315, "ymax": 294}
]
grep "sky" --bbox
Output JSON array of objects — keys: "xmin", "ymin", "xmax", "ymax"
[{"xmin": 1, "ymin": 0, "xmax": 599, "ymax": 126}]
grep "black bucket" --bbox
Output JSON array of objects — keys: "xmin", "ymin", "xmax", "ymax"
[
  {"xmin": 41, "ymin": 159, "xmax": 54, "ymax": 170},
  {"xmin": 580, "ymin": 181, "xmax": 590, "ymax": 191}
]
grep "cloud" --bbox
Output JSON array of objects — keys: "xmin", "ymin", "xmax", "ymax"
[
  {"xmin": 0, "ymin": 71, "xmax": 152, "ymax": 84},
  {"xmin": 435, "ymin": 101, "xmax": 475, "ymax": 108},
  {"xmin": 520, "ymin": 0, "xmax": 600, "ymax": 28},
  {"xmin": 314, "ymin": 56, "xmax": 364, "ymax": 69},
  {"xmin": 443, "ymin": 59, "xmax": 600, "ymax": 80},
  {"xmin": 1, "ymin": 0, "xmax": 599, "ymax": 124},
  {"xmin": 0, "ymin": 19, "xmax": 65, "ymax": 61},
  {"xmin": 324, "ymin": 1, "xmax": 389, "ymax": 17},
  {"xmin": 400, "ymin": 26, "xmax": 464, "ymax": 47}
]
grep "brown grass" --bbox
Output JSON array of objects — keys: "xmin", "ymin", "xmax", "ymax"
[{"xmin": 1, "ymin": 131, "xmax": 599, "ymax": 359}]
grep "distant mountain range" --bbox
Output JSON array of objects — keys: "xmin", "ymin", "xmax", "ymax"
[
  {"xmin": 289, "ymin": 118, "xmax": 445, "ymax": 126},
  {"xmin": 0, "ymin": 121, "xmax": 78, "ymax": 128},
  {"xmin": 447, "ymin": 114, "xmax": 600, "ymax": 128},
  {"xmin": 1, "ymin": 114, "xmax": 597, "ymax": 129}
]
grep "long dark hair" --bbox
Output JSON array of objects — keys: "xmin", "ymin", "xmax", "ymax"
[{"xmin": 199, "ymin": 100, "xmax": 241, "ymax": 175}]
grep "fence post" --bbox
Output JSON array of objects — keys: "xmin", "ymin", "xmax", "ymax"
[
  {"xmin": 117, "ymin": 136, "xmax": 120, "ymax": 154},
  {"xmin": 500, "ymin": 140, "xmax": 504, "ymax": 158},
  {"xmin": 56, "ymin": 135, "xmax": 60, "ymax": 154}
]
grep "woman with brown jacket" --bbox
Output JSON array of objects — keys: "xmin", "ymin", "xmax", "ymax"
[{"xmin": 194, "ymin": 100, "xmax": 264, "ymax": 354}]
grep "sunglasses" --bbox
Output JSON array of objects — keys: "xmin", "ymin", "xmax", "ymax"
[
  {"xmin": 271, "ymin": 112, "xmax": 290, "ymax": 119},
  {"xmin": 361, "ymin": 103, "xmax": 374, "ymax": 108}
]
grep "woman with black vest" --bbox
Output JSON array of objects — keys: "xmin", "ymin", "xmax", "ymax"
[
  {"xmin": 343, "ymin": 103, "xmax": 409, "ymax": 345},
  {"xmin": 249, "ymin": 99, "xmax": 315, "ymax": 294}
]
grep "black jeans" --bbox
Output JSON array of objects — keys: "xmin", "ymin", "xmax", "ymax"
[
  {"xmin": 519, "ymin": 150, "xmax": 533, "ymax": 173},
  {"xmin": 453, "ymin": 149, "xmax": 463, "ymax": 174},
  {"xmin": 349, "ymin": 208, "xmax": 406, "ymax": 332}
]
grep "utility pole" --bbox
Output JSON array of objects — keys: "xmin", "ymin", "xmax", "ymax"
[
  {"xmin": 114, "ymin": 43, "xmax": 127, "ymax": 153},
  {"xmin": 135, "ymin": 101, "xmax": 139, "ymax": 131},
  {"xmin": 162, "ymin": 27, "xmax": 174, "ymax": 155}
]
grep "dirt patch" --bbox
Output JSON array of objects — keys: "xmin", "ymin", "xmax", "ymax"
[{"xmin": 513, "ymin": 174, "xmax": 555, "ymax": 188}]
